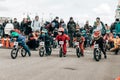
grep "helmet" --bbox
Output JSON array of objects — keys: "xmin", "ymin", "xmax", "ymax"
[
  {"xmin": 93, "ymin": 31, "xmax": 101, "ymax": 38},
  {"xmin": 11, "ymin": 32, "xmax": 19, "ymax": 37},
  {"xmin": 81, "ymin": 30, "xmax": 86, "ymax": 36},
  {"xmin": 58, "ymin": 27, "xmax": 64, "ymax": 32},
  {"xmin": 82, "ymin": 30, "xmax": 86, "ymax": 33},
  {"xmin": 76, "ymin": 33, "xmax": 81, "ymax": 37}
]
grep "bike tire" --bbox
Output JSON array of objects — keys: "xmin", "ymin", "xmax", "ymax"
[
  {"xmin": 21, "ymin": 48, "xmax": 27, "ymax": 57},
  {"xmin": 59, "ymin": 48, "xmax": 62, "ymax": 57},
  {"xmin": 39, "ymin": 48, "xmax": 44, "ymax": 57},
  {"xmin": 94, "ymin": 49, "xmax": 100, "ymax": 61},
  {"xmin": 11, "ymin": 49, "xmax": 18, "ymax": 59},
  {"xmin": 76, "ymin": 48, "xmax": 80, "ymax": 58}
]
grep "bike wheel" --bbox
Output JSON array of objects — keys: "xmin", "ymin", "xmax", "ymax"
[
  {"xmin": 59, "ymin": 48, "xmax": 63, "ymax": 57},
  {"xmin": 94, "ymin": 49, "xmax": 100, "ymax": 61},
  {"xmin": 21, "ymin": 48, "xmax": 27, "ymax": 57},
  {"xmin": 39, "ymin": 48, "xmax": 44, "ymax": 57},
  {"xmin": 11, "ymin": 49, "xmax": 18, "ymax": 59},
  {"xmin": 76, "ymin": 48, "xmax": 80, "ymax": 58}
]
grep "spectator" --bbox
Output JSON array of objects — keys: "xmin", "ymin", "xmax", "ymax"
[
  {"xmin": 60, "ymin": 19, "xmax": 68, "ymax": 34},
  {"xmin": 51, "ymin": 17, "xmax": 59, "ymax": 29},
  {"xmin": 0, "ymin": 20, "xmax": 4, "ymax": 37},
  {"xmin": 3, "ymin": 19, "xmax": 9, "ymax": 37},
  {"xmin": 115, "ymin": 19, "xmax": 120, "ymax": 37},
  {"xmin": 4, "ymin": 20, "xmax": 14, "ymax": 37},
  {"xmin": 31, "ymin": 16, "xmax": 41, "ymax": 32},
  {"xmin": 27, "ymin": 30, "xmax": 39, "ymax": 50},
  {"xmin": 93, "ymin": 17, "xmax": 106, "ymax": 36},
  {"xmin": 13, "ymin": 18, "xmax": 20, "ymax": 29},
  {"xmin": 105, "ymin": 24, "xmax": 110, "ymax": 31},
  {"xmin": 67, "ymin": 17, "xmax": 76, "ymax": 47}
]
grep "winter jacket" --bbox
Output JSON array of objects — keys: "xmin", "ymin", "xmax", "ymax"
[
  {"xmin": 31, "ymin": 20, "xmax": 41, "ymax": 31},
  {"xmin": 115, "ymin": 22, "xmax": 120, "ymax": 34},
  {"xmin": 67, "ymin": 21, "xmax": 76, "ymax": 33},
  {"xmin": 13, "ymin": 21, "xmax": 20, "ymax": 29}
]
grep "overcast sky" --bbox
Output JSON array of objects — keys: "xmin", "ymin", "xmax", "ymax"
[{"xmin": 0, "ymin": 0, "xmax": 119, "ymax": 25}]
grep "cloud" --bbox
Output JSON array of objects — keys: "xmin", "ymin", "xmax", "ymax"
[
  {"xmin": 93, "ymin": 3, "xmax": 112, "ymax": 15},
  {"xmin": 0, "ymin": 5, "xmax": 8, "ymax": 11},
  {"xmin": 0, "ymin": 0, "xmax": 116, "ymax": 25},
  {"xmin": 0, "ymin": 0, "xmax": 6, "ymax": 1}
]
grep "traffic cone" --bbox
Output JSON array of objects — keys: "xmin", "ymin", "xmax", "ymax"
[
  {"xmin": 6, "ymin": 38, "xmax": 9, "ymax": 48},
  {"xmin": 1, "ymin": 38, "xmax": 5, "ymax": 47},
  {"xmin": 115, "ymin": 76, "xmax": 120, "ymax": 80},
  {"xmin": 10, "ymin": 42, "xmax": 14, "ymax": 48}
]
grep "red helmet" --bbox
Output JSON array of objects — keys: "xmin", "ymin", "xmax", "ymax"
[
  {"xmin": 115, "ymin": 76, "xmax": 120, "ymax": 80},
  {"xmin": 58, "ymin": 27, "xmax": 64, "ymax": 32},
  {"xmin": 93, "ymin": 29, "xmax": 101, "ymax": 38}
]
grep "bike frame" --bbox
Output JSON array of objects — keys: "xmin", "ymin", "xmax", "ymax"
[
  {"xmin": 59, "ymin": 41, "xmax": 64, "ymax": 52},
  {"xmin": 75, "ymin": 42, "xmax": 79, "ymax": 48},
  {"xmin": 39, "ymin": 41, "xmax": 45, "ymax": 52}
]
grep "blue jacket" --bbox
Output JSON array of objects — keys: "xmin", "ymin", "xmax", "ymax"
[{"xmin": 16, "ymin": 34, "xmax": 26, "ymax": 45}]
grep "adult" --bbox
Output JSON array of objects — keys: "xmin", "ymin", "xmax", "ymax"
[
  {"xmin": 67, "ymin": 17, "xmax": 76, "ymax": 47},
  {"xmin": 3, "ymin": 19, "xmax": 9, "ymax": 37},
  {"xmin": 4, "ymin": 20, "xmax": 14, "ymax": 37},
  {"xmin": 0, "ymin": 20, "xmax": 4, "ymax": 37},
  {"xmin": 93, "ymin": 17, "xmax": 106, "ymax": 36},
  {"xmin": 31, "ymin": 16, "xmax": 41, "ymax": 32},
  {"xmin": 115, "ymin": 19, "xmax": 120, "ymax": 37},
  {"xmin": 27, "ymin": 30, "xmax": 39, "ymax": 50},
  {"xmin": 51, "ymin": 17, "xmax": 59, "ymax": 29},
  {"xmin": 13, "ymin": 18, "xmax": 20, "ymax": 30},
  {"xmin": 60, "ymin": 19, "xmax": 68, "ymax": 34},
  {"xmin": 21, "ymin": 18, "xmax": 32, "ymax": 36}
]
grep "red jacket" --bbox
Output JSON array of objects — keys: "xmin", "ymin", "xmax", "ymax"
[{"xmin": 56, "ymin": 34, "xmax": 70, "ymax": 43}]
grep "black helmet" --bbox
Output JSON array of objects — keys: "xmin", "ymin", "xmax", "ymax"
[{"xmin": 76, "ymin": 33, "xmax": 81, "ymax": 37}]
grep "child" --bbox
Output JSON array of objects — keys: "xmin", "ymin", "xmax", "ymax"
[
  {"xmin": 11, "ymin": 31, "xmax": 31, "ymax": 56},
  {"xmin": 91, "ymin": 30, "xmax": 107, "ymax": 59},
  {"xmin": 74, "ymin": 32, "xmax": 85, "ymax": 56},
  {"xmin": 39, "ymin": 28, "xmax": 52, "ymax": 56},
  {"xmin": 56, "ymin": 27, "xmax": 70, "ymax": 57}
]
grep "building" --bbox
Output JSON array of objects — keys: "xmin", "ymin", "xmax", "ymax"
[{"xmin": 115, "ymin": 0, "xmax": 120, "ymax": 20}]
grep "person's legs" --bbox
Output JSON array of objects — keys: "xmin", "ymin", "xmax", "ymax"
[
  {"xmin": 68, "ymin": 33, "xmax": 73, "ymax": 47},
  {"xmin": 63, "ymin": 44, "xmax": 67, "ymax": 56},
  {"xmin": 45, "ymin": 46, "xmax": 49, "ymax": 55},
  {"xmin": 79, "ymin": 43, "xmax": 84, "ymax": 56},
  {"xmin": 100, "ymin": 46, "xmax": 107, "ymax": 59},
  {"xmin": 68, "ymin": 33, "xmax": 71, "ymax": 47},
  {"xmin": 21, "ymin": 42, "xmax": 31, "ymax": 56}
]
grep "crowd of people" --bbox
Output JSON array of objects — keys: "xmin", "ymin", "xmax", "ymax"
[{"xmin": 0, "ymin": 15, "xmax": 120, "ymax": 58}]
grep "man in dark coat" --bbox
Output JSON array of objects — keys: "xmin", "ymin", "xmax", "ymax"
[{"xmin": 67, "ymin": 17, "xmax": 76, "ymax": 47}]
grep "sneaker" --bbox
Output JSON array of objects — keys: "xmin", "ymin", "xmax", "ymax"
[
  {"xmin": 45, "ymin": 53, "xmax": 48, "ymax": 56},
  {"xmin": 63, "ymin": 54, "xmax": 66, "ymax": 57},
  {"xmin": 104, "ymin": 55, "xmax": 107, "ymax": 59},
  {"xmin": 28, "ymin": 53, "xmax": 31, "ymax": 57},
  {"xmin": 81, "ymin": 53, "xmax": 84, "ymax": 57}
]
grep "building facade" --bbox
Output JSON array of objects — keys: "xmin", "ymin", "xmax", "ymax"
[{"xmin": 115, "ymin": 0, "xmax": 120, "ymax": 20}]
